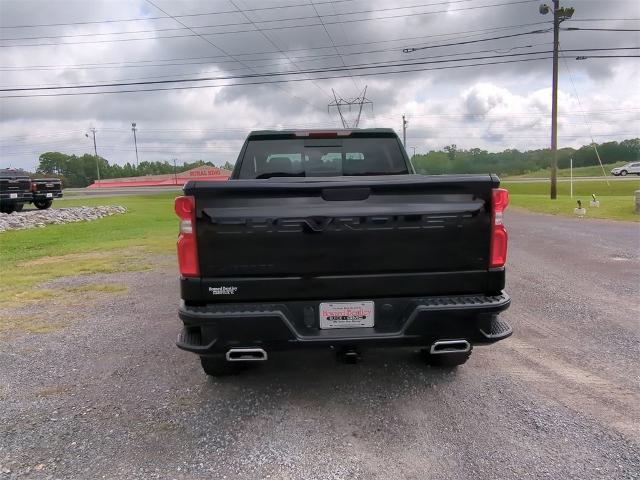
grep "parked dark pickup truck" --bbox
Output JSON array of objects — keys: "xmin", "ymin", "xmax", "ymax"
[
  {"xmin": 175, "ymin": 129, "xmax": 511, "ymax": 376},
  {"xmin": 31, "ymin": 178, "xmax": 63, "ymax": 210},
  {"xmin": 0, "ymin": 169, "xmax": 32, "ymax": 213}
]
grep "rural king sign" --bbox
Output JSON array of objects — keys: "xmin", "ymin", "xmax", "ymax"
[
  {"xmin": 89, "ymin": 165, "xmax": 231, "ymax": 188},
  {"xmin": 183, "ymin": 167, "xmax": 226, "ymax": 178}
]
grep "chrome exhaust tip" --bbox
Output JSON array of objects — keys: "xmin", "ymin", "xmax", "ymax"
[
  {"xmin": 226, "ymin": 348, "xmax": 268, "ymax": 362},
  {"xmin": 430, "ymin": 340, "xmax": 471, "ymax": 355}
]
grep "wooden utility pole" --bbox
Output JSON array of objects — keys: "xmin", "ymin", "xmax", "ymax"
[
  {"xmin": 542, "ymin": 0, "xmax": 573, "ymax": 199},
  {"xmin": 86, "ymin": 127, "xmax": 100, "ymax": 182},
  {"xmin": 550, "ymin": 0, "xmax": 560, "ymax": 199},
  {"xmin": 132, "ymin": 122, "xmax": 139, "ymax": 168}
]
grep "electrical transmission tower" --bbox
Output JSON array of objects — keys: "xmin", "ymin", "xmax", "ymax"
[{"xmin": 328, "ymin": 86, "xmax": 373, "ymax": 128}]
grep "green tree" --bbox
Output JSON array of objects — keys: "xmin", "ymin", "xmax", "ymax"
[{"xmin": 444, "ymin": 144, "xmax": 457, "ymax": 162}]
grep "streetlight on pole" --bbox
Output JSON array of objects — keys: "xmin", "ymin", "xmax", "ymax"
[
  {"xmin": 131, "ymin": 122, "xmax": 139, "ymax": 169},
  {"xmin": 539, "ymin": 1, "xmax": 574, "ymax": 199},
  {"xmin": 85, "ymin": 127, "xmax": 100, "ymax": 183}
]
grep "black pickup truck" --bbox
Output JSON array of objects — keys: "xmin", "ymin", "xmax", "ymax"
[
  {"xmin": 30, "ymin": 178, "xmax": 63, "ymax": 210},
  {"xmin": 175, "ymin": 129, "xmax": 511, "ymax": 375},
  {"xmin": 0, "ymin": 169, "xmax": 32, "ymax": 213},
  {"xmin": 0, "ymin": 169, "xmax": 62, "ymax": 212}
]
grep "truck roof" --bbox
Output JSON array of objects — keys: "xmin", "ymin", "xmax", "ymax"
[
  {"xmin": 246, "ymin": 128, "xmax": 398, "ymax": 139},
  {"xmin": 0, "ymin": 168, "xmax": 30, "ymax": 178}
]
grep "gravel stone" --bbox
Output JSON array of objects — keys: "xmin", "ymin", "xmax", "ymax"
[{"xmin": 0, "ymin": 206, "xmax": 126, "ymax": 232}]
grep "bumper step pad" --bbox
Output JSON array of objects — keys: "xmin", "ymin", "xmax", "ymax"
[{"xmin": 479, "ymin": 316, "xmax": 513, "ymax": 340}]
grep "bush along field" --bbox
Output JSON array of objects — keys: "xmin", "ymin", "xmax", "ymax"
[{"xmin": 501, "ymin": 179, "xmax": 640, "ymax": 222}]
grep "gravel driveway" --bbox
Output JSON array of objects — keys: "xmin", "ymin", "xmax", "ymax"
[{"xmin": 1, "ymin": 210, "xmax": 638, "ymax": 479}]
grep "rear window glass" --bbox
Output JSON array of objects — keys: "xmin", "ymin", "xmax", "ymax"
[{"xmin": 237, "ymin": 137, "xmax": 409, "ymax": 179}]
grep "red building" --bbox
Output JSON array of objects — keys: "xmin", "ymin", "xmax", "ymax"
[{"xmin": 88, "ymin": 166, "xmax": 231, "ymax": 188}]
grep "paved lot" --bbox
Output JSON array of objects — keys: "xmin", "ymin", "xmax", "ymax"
[{"xmin": 1, "ymin": 210, "xmax": 639, "ymax": 479}]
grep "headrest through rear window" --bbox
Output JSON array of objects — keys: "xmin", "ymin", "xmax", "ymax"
[{"xmin": 265, "ymin": 156, "xmax": 292, "ymax": 173}]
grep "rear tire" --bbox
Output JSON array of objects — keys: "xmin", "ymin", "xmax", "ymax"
[
  {"xmin": 14, "ymin": 203, "xmax": 24, "ymax": 212},
  {"xmin": 200, "ymin": 355, "xmax": 243, "ymax": 376},
  {"xmin": 0, "ymin": 204, "xmax": 15, "ymax": 214},
  {"xmin": 421, "ymin": 349, "xmax": 471, "ymax": 368},
  {"xmin": 34, "ymin": 199, "xmax": 53, "ymax": 210}
]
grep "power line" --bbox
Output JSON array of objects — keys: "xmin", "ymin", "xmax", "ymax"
[
  {"xmin": 0, "ymin": 0, "xmax": 361, "ymax": 28},
  {"xmin": 1, "ymin": 52, "xmax": 553, "ymax": 92},
  {"xmin": 228, "ymin": 0, "xmax": 333, "ymax": 101},
  {"xmin": 0, "ymin": 0, "xmax": 531, "ymax": 31},
  {"xmin": 560, "ymin": 54, "xmax": 609, "ymax": 180},
  {"xmin": 386, "ymin": 108, "xmax": 640, "ymax": 118},
  {"xmin": 0, "ymin": 21, "xmax": 552, "ymax": 71},
  {"xmin": 566, "ymin": 18, "xmax": 640, "ymax": 22},
  {"xmin": 563, "ymin": 27, "xmax": 640, "ymax": 32},
  {"xmin": 0, "ymin": 37, "xmax": 543, "ymax": 75},
  {"xmin": 0, "ymin": 0, "xmax": 513, "ymax": 41},
  {"xmin": 143, "ymin": 0, "xmax": 322, "ymax": 112},
  {"xmin": 309, "ymin": 0, "xmax": 360, "ymax": 94},
  {"xmin": 0, "ymin": 56, "xmax": 559, "ymax": 99},
  {"xmin": 0, "ymin": 0, "xmax": 541, "ymax": 47},
  {"xmin": 4, "ymin": 46, "xmax": 635, "ymax": 89},
  {"xmin": 403, "ymin": 28, "xmax": 551, "ymax": 52},
  {"xmin": 3, "ymin": 49, "xmax": 635, "ymax": 92},
  {"xmin": 2, "ymin": 51, "xmax": 635, "ymax": 99}
]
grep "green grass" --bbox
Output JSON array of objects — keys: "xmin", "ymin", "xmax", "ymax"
[
  {"xmin": 509, "ymin": 195, "xmax": 638, "ymax": 222},
  {"xmin": 502, "ymin": 178, "xmax": 639, "ymax": 222},
  {"xmin": 505, "ymin": 161, "xmax": 628, "ymax": 179},
  {"xmin": 502, "ymin": 178, "xmax": 640, "ymax": 196},
  {"xmin": 0, "ymin": 193, "xmax": 177, "ymax": 266},
  {"xmin": 0, "ymin": 193, "xmax": 178, "ymax": 308}
]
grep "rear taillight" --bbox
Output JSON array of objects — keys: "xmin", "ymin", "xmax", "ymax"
[
  {"xmin": 489, "ymin": 188, "xmax": 509, "ymax": 268},
  {"xmin": 175, "ymin": 196, "xmax": 199, "ymax": 277},
  {"xmin": 30, "ymin": 182, "xmax": 37, "ymax": 192}
]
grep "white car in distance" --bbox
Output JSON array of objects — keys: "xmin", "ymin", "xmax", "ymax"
[{"xmin": 611, "ymin": 162, "xmax": 640, "ymax": 176}]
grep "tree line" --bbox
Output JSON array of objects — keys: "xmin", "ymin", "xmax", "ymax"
[
  {"xmin": 32, "ymin": 138, "xmax": 638, "ymax": 187},
  {"xmin": 410, "ymin": 138, "xmax": 639, "ymax": 176},
  {"xmin": 34, "ymin": 151, "xmax": 234, "ymax": 187}
]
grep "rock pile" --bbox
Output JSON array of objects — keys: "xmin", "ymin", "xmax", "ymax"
[{"xmin": 0, "ymin": 206, "xmax": 127, "ymax": 233}]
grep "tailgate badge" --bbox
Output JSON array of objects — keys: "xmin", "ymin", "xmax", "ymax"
[{"xmin": 208, "ymin": 286, "xmax": 238, "ymax": 295}]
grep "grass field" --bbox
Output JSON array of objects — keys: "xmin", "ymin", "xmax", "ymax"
[
  {"xmin": 502, "ymin": 178, "xmax": 639, "ymax": 196},
  {"xmin": 0, "ymin": 193, "xmax": 177, "ymax": 307},
  {"xmin": 502, "ymin": 178, "xmax": 640, "ymax": 222},
  {"xmin": 505, "ymin": 161, "xmax": 628, "ymax": 179},
  {"xmin": 1, "ymin": 193, "xmax": 176, "ymax": 266}
]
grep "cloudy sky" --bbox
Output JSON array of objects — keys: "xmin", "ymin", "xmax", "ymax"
[{"xmin": 0, "ymin": 0, "xmax": 638, "ymax": 171}]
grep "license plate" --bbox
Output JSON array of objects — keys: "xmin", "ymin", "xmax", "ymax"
[
  {"xmin": 319, "ymin": 301, "xmax": 375, "ymax": 329},
  {"xmin": 46, "ymin": 193, "xmax": 53, "ymax": 198},
  {"xmin": 9, "ymin": 193, "xmax": 17, "ymax": 199}
]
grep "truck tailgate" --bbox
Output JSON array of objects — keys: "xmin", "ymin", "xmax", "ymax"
[{"xmin": 186, "ymin": 175, "xmax": 501, "ymax": 300}]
